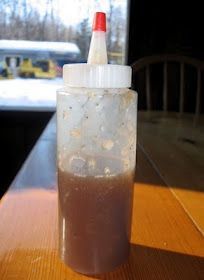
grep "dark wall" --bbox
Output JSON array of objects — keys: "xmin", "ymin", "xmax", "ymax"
[
  {"xmin": 128, "ymin": 0, "xmax": 204, "ymax": 64},
  {"xmin": 128, "ymin": 0, "xmax": 204, "ymax": 112},
  {"xmin": 0, "ymin": 111, "xmax": 53, "ymax": 197}
]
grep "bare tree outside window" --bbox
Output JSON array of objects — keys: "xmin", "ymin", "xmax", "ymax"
[
  {"xmin": 0, "ymin": 0, "xmax": 128, "ymax": 61},
  {"xmin": 0, "ymin": 0, "xmax": 128, "ymax": 109}
]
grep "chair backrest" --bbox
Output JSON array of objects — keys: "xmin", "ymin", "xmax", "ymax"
[{"xmin": 132, "ymin": 54, "xmax": 204, "ymax": 115}]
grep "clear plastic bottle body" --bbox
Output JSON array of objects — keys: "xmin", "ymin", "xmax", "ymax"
[{"xmin": 57, "ymin": 86, "xmax": 137, "ymax": 274}]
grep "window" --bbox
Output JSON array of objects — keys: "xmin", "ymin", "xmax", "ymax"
[{"xmin": 0, "ymin": 0, "xmax": 129, "ymax": 110}]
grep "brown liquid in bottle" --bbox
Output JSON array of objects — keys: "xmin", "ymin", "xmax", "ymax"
[{"xmin": 58, "ymin": 167, "xmax": 134, "ymax": 274}]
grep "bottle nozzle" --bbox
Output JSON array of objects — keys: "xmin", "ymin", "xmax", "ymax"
[{"xmin": 87, "ymin": 12, "xmax": 108, "ymax": 64}]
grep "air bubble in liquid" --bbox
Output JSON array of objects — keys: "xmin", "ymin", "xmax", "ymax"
[
  {"xmin": 62, "ymin": 110, "xmax": 69, "ymax": 120},
  {"xmin": 100, "ymin": 125, "xmax": 105, "ymax": 132},
  {"xmin": 69, "ymin": 155, "xmax": 86, "ymax": 175},
  {"xmin": 104, "ymin": 167, "xmax": 110, "ymax": 175},
  {"xmin": 102, "ymin": 139, "xmax": 114, "ymax": 150},
  {"xmin": 70, "ymin": 128, "xmax": 81, "ymax": 138}
]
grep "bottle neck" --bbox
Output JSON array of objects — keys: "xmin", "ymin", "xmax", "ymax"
[{"xmin": 87, "ymin": 31, "xmax": 108, "ymax": 64}]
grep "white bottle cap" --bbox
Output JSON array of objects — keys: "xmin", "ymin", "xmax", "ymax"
[{"xmin": 63, "ymin": 64, "xmax": 132, "ymax": 88}]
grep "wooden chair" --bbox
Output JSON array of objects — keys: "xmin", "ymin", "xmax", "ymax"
[{"xmin": 132, "ymin": 55, "xmax": 204, "ymax": 115}]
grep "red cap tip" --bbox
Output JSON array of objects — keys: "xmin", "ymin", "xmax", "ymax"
[{"xmin": 92, "ymin": 12, "xmax": 106, "ymax": 32}]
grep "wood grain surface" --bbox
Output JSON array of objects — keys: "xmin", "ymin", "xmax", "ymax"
[
  {"xmin": 0, "ymin": 113, "xmax": 204, "ymax": 280},
  {"xmin": 138, "ymin": 112, "xmax": 204, "ymax": 235}
]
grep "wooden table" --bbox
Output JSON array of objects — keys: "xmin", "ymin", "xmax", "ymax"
[{"xmin": 0, "ymin": 112, "xmax": 204, "ymax": 279}]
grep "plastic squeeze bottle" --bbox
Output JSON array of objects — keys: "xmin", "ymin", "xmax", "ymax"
[{"xmin": 57, "ymin": 12, "xmax": 137, "ymax": 275}]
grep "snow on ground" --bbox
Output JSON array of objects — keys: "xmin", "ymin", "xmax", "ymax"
[{"xmin": 0, "ymin": 78, "xmax": 63, "ymax": 111}]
